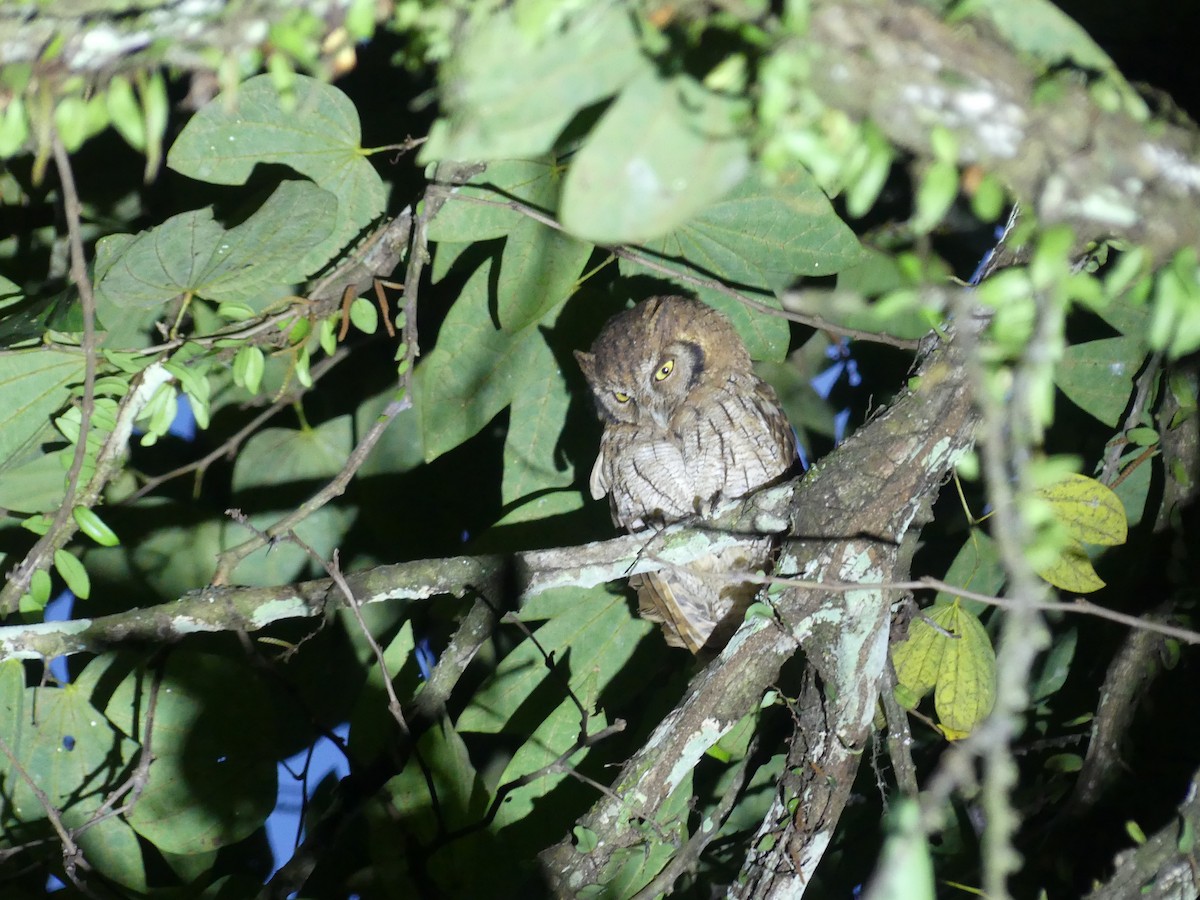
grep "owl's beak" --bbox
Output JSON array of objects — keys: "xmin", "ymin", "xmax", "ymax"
[{"xmin": 650, "ymin": 407, "xmax": 670, "ymax": 430}]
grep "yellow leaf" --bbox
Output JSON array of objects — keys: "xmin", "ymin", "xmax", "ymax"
[
  {"xmin": 892, "ymin": 616, "xmax": 947, "ymax": 701},
  {"xmin": 893, "ymin": 602, "xmax": 997, "ymax": 738},
  {"xmin": 1035, "ymin": 473, "xmax": 1128, "ymax": 546},
  {"xmin": 932, "ymin": 604, "xmax": 996, "ymax": 738},
  {"xmin": 937, "ymin": 724, "xmax": 972, "ymax": 741},
  {"xmin": 1036, "ymin": 537, "xmax": 1106, "ymax": 592}
]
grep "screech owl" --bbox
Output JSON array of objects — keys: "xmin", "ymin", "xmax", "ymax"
[{"xmin": 574, "ymin": 295, "xmax": 797, "ymax": 653}]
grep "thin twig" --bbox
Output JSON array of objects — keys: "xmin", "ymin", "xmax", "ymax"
[
  {"xmin": 1, "ymin": 134, "xmax": 101, "ymax": 614},
  {"xmin": 326, "ymin": 548, "xmax": 410, "ymax": 736},
  {"xmin": 123, "ymin": 347, "xmax": 350, "ymax": 503},
  {"xmin": 210, "ymin": 198, "xmax": 436, "ymax": 584},
  {"xmin": 631, "ymin": 736, "xmax": 760, "ymax": 900},
  {"xmin": 0, "ymin": 731, "xmax": 97, "ymax": 897},
  {"xmin": 1099, "ymin": 351, "xmax": 1163, "ymax": 485},
  {"xmin": 443, "ymin": 189, "xmax": 922, "ymax": 350},
  {"xmin": 75, "ymin": 664, "xmax": 163, "ymax": 832},
  {"xmin": 210, "ymin": 392, "xmax": 408, "ymax": 583}
]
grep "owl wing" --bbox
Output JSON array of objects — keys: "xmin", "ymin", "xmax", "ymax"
[
  {"xmin": 590, "ymin": 426, "xmax": 697, "ymax": 529},
  {"xmin": 678, "ymin": 377, "xmax": 797, "ymax": 506}
]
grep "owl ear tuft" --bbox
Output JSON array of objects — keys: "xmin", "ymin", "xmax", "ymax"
[{"xmin": 574, "ymin": 349, "xmax": 596, "ymax": 378}]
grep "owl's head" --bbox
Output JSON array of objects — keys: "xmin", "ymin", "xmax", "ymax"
[{"xmin": 574, "ymin": 296, "xmax": 751, "ymax": 429}]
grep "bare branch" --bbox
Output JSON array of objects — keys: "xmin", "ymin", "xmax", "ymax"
[{"xmin": 1, "ymin": 133, "xmax": 101, "ymax": 615}]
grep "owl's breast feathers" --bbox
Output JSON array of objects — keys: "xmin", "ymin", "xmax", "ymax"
[{"xmin": 591, "ymin": 427, "xmax": 695, "ymax": 530}]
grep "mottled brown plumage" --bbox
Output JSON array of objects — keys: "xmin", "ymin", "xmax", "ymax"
[{"xmin": 575, "ymin": 296, "xmax": 796, "ymax": 652}]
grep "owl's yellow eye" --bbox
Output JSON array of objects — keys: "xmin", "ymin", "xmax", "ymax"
[
  {"xmin": 614, "ymin": 391, "xmax": 631, "ymax": 403},
  {"xmin": 654, "ymin": 359, "xmax": 675, "ymax": 381}
]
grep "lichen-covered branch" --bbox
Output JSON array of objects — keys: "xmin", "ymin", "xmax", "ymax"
[
  {"xmin": 808, "ymin": 0, "xmax": 1200, "ymax": 258},
  {"xmin": 0, "ymin": 517, "xmax": 786, "ymax": 661},
  {"xmin": 0, "ymin": 1, "xmax": 360, "ymax": 81},
  {"xmin": 1084, "ymin": 771, "xmax": 1200, "ymax": 900}
]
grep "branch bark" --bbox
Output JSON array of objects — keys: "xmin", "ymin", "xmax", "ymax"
[
  {"xmin": 0, "ymin": 509, "xmax": 791, "ymax": 660},
  {"xmin": 539, "ymin": 337, "xmax": 978, "ymax": 896},
  {"xmin": 0, "ymin": 1, "xmax": 361, "ymax": 80},
  {"xmin": 808, "ymin": 0, "xmax": 1200, "ymax": 258}
]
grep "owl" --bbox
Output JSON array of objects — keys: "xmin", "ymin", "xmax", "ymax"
[{"xmin": 575, "ymin": 296, "xmax": 797, "ymax": 653}]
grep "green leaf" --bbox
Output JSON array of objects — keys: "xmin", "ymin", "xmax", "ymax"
[
  {"xmin": 417, "ymin": 258, "xmax": 571, "ymax": 462},
  {"xmin": 383, "ymin": 716, "xmax": 488, "ymax": 841},
  {"xmin": 28, "ymin": 568, "xmax": 51, "ymax": 607},
  {"xmin": 0, "ymin": 348, "xmax": 85, "ymax": 463},
  {"xmin": 500, "ymin": 335, "xmax": 577, "ymax": 516},
  {"xmin": 95, "ymin": 180, "xmax": 337, "ymax": 311},
  {"xmin": 347, "ymin": 620, "xmax": 423, "ymax": 763},
  {"xmin": 457, "ymin": 585, "xmax": 651, "ymax": 732},
  {"xmin": 1126, "ymin": 426, "xmax": 1159, "ymax": 446},
  {"xmin": 574, "ymin": 826, "xmax": 599, "ymax": 854},
  {"xmin": 168, "ymin": 74, "xmax": 385, "ymax": 274},
  {"xmin": 560, "ymin": 72, "xmax": 750, "ymax": 244},
  {"xmin": 1035, "ymin": 536, "xmax": 1105, "ymax": 592},
  {"xmin": 232, "ymin": 416, "xmax": 354, "ymax": 490},
  {"xmin": 1055, "ymin": 337, "xmax": 1145, "ymax": 427},
  {"xmin": 74, "ymin": 809, "xmax": 148, "ymax": 892},
  {"xmin": 87, "ymin": 503, "xmax": 352, "ymax": 596},
  {"xmin": 139, "ymin": 69, "xmax": 169, "ymax": 179},
  {"xmin": 911, "ymin": 160, "xmax": 958, "ymax": 235},
  {"xmin": 420, "ymin": 5, "xmax": 648, "ymax": 162},
  {"xmin": 349, "ymin": 296, "xmax": 378, "ymax": 334},
  {"xmin": 73, "ymin": 506, "xmax": 120, "ymax": 547},
  {"xmin": 0, "ymin": 95, "xmax": 29, "ymax": 157},
  {"xmin": 1125, "ymin": 820, "xmax": 1148, "ymax": 845},
  {"xmin": 892, "ymin": 615, "xmax": 945, "ymax": 702},
  {"xmin": 643, "ymin": 166, "xmax": 862, "ymax": 292},
  {"xmin": 619, "ymin": 167, "xmax": 862, "ymax": 359},
  {"xmin": 492, "ymin": 700, "xmax": 609, "ymax": 832},
  {"xmin": 105, "ymin": 651, "xmax": 278, "ymax": 854},
  {"xmin": 0, "ymin": 446, "xmax": 71, "ymax": 513},
  {"xmin": 1031, "ymin": 627, "xmax": 1077, "ymax": 703},
  {"xmin": 929, "ymin": 604, "xmax": 996, "ymax": 738},
  {"xmin": 425, "ymin": 157, "xmax": 593, "ymax": 332},
  {"xmin": 0, "ymin": 676, "xmax": 138, "ymax": 831},
  {"xmin": 53, "ymin": 549, "xmax": 90, "ymax": 599},
  {"xmin": 934, "ymin": 531, "xmax": 1005, "ymax": 616},
  {"xmin": 497, "ymin": 214, "xmax": 592, "ymax": 332},
  {"xmin": 1112, "ymin": 447, "xmax": 1152, "ymax": 528},
  {"xmin": 867, "ymin": 800, "xmax": 935, "ymax": 900},
  {"xmin": 106, "ymin": 75, "xmax": 146, "ymax": 150},
  {"xmin": 233, "ymin": 345, "xmax": 265, "ymax": 394},
  {"xmin": 1045, "ymin": 753, "xmax": 1084, "ymax": 773},
  {"xmin": 354, "ymin": 383, "xmax": 427, "ymax": 477}
]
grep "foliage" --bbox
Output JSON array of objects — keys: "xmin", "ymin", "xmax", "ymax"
[{"xmin": 0, "ymin": 1, "xmax": 1197, "ymax": 898}]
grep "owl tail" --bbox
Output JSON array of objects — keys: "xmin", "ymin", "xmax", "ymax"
[{"xmin": 632, "ymin": 566, "xmax": 762, "ymax": 655}]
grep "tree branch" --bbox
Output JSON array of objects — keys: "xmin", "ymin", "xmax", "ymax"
[
  {"xmin": 808, "ymin": 0, "xmax": 1200, "ymax": 258},
  {"xmin": 0, "ymin": 510, "xmax": 790, "ymax": 660}
]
